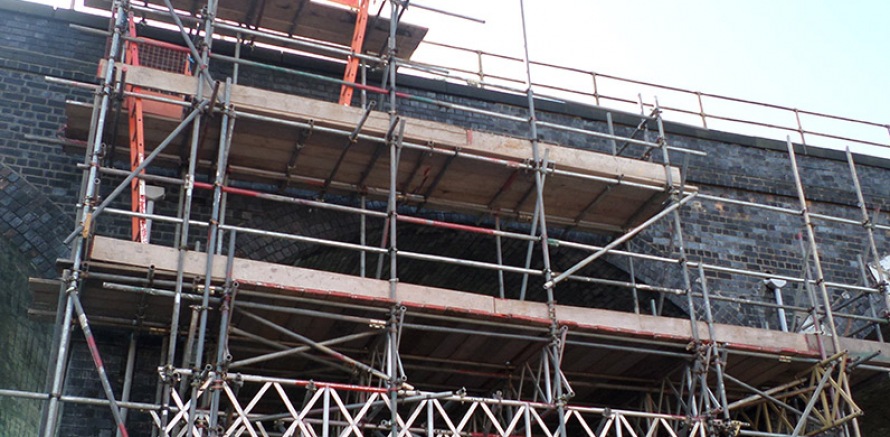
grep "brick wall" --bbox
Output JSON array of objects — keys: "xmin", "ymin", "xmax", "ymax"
[
  {"xmin": 0, "ymin": 157, "xmax": 77, "ymax": 433},
  {"xmin": 58, "ymin": 333, "xmax": 162, "ymax": 437},
  {"xmin": 0, "ymin": 233, "xmax": 50, "ymax": 435}
]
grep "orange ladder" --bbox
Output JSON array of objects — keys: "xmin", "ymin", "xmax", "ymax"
[
  {"xmin": 125, "ymin": 18, "xmax": 148, "ymax": 242},
  {"xmin": 123, "ymin": 18, "xmax": 191, "ymax": 242},
  {"xmin": 336, "ymin": 0, "xmax": 371, "ymax": 106}
]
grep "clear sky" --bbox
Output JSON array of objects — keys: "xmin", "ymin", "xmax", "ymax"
[
  {"xmin": 26, "ymin": 0, "xmax": 890, "ymax": 156},
  {"xmin": 402, "ymin": 0, "xmax": 890, "ymax": 156}
]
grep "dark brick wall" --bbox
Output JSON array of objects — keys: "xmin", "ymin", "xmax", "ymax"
[
  {"xmin": 0, "ymin": 4, "xmax": 159, "ymax": 434},
  {"xmin": 215, "ymin": 47, "xmax": 890, "ymax": 328},
  {"xmin": 0, "ymin": 4, "xmax": 102, "ymax": 210},
  {"xmin": 1, "ymin": 1, "xmax": 889, "ymax": 435},
  {"xmin": 0, "ymin": 165, "xmax": 71, "ymax": 275},
  {"xmin": 58, "ymin": 333, "xmax": 162, "ymax": 437},
  {"xmin": 0, "ymin": 233, "xmax": 50, "ymax": 436},
  {"xmin": 0, "ymin": 163, "xmax": 71, "ymax": 434}
]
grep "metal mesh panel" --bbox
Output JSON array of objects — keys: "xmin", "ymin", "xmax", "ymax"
[{"xmin": 137, "ymin": 43, "xmax": 190, "ymax": 74}]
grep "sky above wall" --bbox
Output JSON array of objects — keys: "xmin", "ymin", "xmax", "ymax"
[
  {"xmin": 409, "ymin": 0, "xmax": 886, "ymax": 116},
  {"xmin": 400, "ymin": 0, "xmax": 890, "ymax": 156},
  {"xmin": 26, "ymin": 0, "xmax": 890, "ymax": 156}
]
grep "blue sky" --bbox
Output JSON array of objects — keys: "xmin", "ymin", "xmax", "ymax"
[{"xmin": 404, "ymin": 0, "xmax": 890, "ymax": 155}]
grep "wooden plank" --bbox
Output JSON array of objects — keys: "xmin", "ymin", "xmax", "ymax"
[
  {"xmin": 467, "ymin": 130, "xmax": 680, "ymax": 188},
  {"xmin": 28, "ymin": 278, "xmax": 59, "ymax": 315},
  {"xmin": 66, "ymin": 90, "xmax": 665, "ymax": 230},
  {"xmin": 68, "ymin": 102, "xmax": 636, "ymax": 229},
  {"xmin": 111, "ymin": 63, "xmax": 681, "ymax": 189},
  {"xmin": 86, "ymin": 236, "xmax": 890, "ymax": 367},
  {"xmin": 90, "ymin": 235, "xmax": 393, "ymax": 300},
  {"xmin": 75, "ymin": 60, "xmax": 682, "ymax": 229},
  {"xmin": 85, "ymin": 0, "xmax": 428, "ymax": 58}
]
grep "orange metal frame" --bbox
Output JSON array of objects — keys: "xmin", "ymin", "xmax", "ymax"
[
  {"xmin": 124, "ymin": 18, "xmax": 191, "ymax": 242},
  {"xmin": 338, "ymin": 0, "xmax": 370, "ymax": 106},
  {"xmin": 125, "ymin": 18, "xmax": 148, "ymax": 243}
]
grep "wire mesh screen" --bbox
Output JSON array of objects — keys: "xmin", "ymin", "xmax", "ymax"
[
  {"xmin": 102, "ymin": 34, "xmax": 192, "ymax": 75},
  {"xmin": 137, "ymin": 43, "xmax": 190, "ymax": 74}
]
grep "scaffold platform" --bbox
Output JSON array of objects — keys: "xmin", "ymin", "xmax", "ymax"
[
  {"xmin": 29, "ymin": 236, "xmax": 890, "ymax": 408},
  {"xmin": 63, "ymin": 62, "xmax": 682, "ymax": 232},
  {"xmin": 86, "ymin": 0, "xmax": 429, "ymax": 58}
]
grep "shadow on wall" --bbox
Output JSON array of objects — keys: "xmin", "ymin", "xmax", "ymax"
[
  {"xmin": 0, "ymin": 164, "xmax": 72, "ymax": 434},
  {"xmin": 0, "ymin": 236, "xmax": 51, "ymax": 435}
]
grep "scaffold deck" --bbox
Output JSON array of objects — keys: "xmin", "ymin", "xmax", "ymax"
[
  {"xmin": 63, "ymin": 63, "xmax": 684, "ymax": 232},
  {"xmin": 85, "ymin": 0, "xmax": 429, "ymax": 58},
  {"xmin": 29, "ymin": 236, "xmax": 890, "ymax": 407}
]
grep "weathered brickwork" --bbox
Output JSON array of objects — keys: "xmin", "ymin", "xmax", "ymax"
[
  {"xmin": 0, "ymin": 235, "xmax": 50, "ymax": 436},
  {"xmin": 57, "ymin": 333, "xmax": 162, "ymax": 437}
]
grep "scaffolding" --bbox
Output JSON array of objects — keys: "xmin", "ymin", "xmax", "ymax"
[{"xmin": 2, "ymin": 1, "xmax": 890, "ymax": 436}]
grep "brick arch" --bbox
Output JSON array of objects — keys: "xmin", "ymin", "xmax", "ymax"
[
  {"xmin": 0, "ymin": 165, "xmax": 59, "ymax": 435},
  {"xmin": 233, "ymin": 197, "xmax": 365, "ymax": 266},
  {"xmin": 0, "ymin": 164, "xmax": 71, "ymax": 278},
  {"xmin": 233, "ymin": 198, "xmax": 684, "ymax": 315}
]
